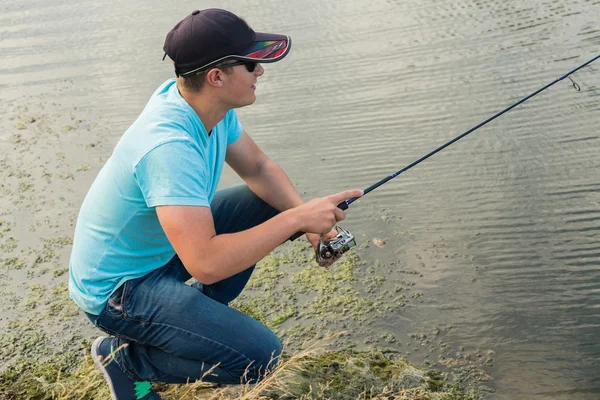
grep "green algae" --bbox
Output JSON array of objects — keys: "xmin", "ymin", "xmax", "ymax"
[
  {"xmin": 0, "ymin": 228, "xmax": 487, "ymax": 400},
  {"xmin": 42, "ymin": 236, "xmax": 73, "ymax": 246},
  {"xmin": 32, "ymin": 243, "xmax": 57, "ymax": 265},
  {"xmin": 380, "ymin": 332, "xmax": 399, "ymax": 344},
  {"xmin": 232, "ymin": 292, "xmax": 298, "ymax": 330},
  {"xmin": 0, "ymin": 341, "xmax": 98, "ymax": 400},
  {"xmin": 49, "ymin": 284, "xmax": 80, "ymax": 318},
  {"xmin": 289, "ymin": 350, "xmax": 408, "ymax": 398},
  {"xmin": 231, "ymin": 297, "xmax": 268, "ymax": 324},
  {"xmin": 1, "ymin": 295, "xmax": 83, "ymax": 376},
  {"xmin": 292, "ymin": 266, "xmax": 339, "ymax": 293},
  {"xmin": 270, "ymin": 307, "xmax": 296, "ymax": 326},
  {"xmin": 83, "ymin": 141, "xmax": 100, "ymax": 150},
  {"xmin": 333, "ymin": 251, "xmax": 360, "ymax": 282},
  {"xmin": 53, "ymin": 268, "xmax": 69, "ymax": 277},
  {"xmin": 365, "ymin": 274, "xmax": 387, "ymax": 293},
  {"xmin": 1, "ymin": 319, "xmax": 52, "ymax": 361},
  {"xmin": 278, "ymin": 323, "xmax": 326, "ymax": 344},
  {"xmin": 0, "ymin": 344, "xmax": 480, "ymax": 400},
  {"xmin": 259, "ymin": 348, "xmax": 481, "ymax": 400},
  {"xmin": 75, "ymin": 164, "xmax": 91, "ymax": 172},
  {"xmin": 0, "ymin": 237, "xmax": 18, "ymax": 253},
  {"xmin": 24, "ymin": 284, "xmax": 46, "ymax": 310},
  {"xmin": 291, "ymin": 249, "xmax": 360, "ymax": 293},
  {"xmin": 230, "ymin": 243, "xmax": 410, "ymax": 347},
  {"xmin": 245, "ymin": 252, "xmax": 285, "ymax": 291},
  {"xmin": 55, "ymin": 172, "xmax": 75, "ymax": 180},
  {"xmin": 10, "ymin": 133, "xmax": 23, "ymax": 144},
  {"xmin": 17, "ymin": 179, "xmax": 34, "ymax": 193},
  {"xmin": 3, "ymin": 256, "xmax": 26, "ymax": 270},
  {"xmin": 310, "ymin": 291, "xmax": 376, "ymax": 322}
]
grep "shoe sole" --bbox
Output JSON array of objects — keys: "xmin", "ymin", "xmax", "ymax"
[{"xmin": 91, "ymin": 336, "xmax": 119, "ymax": 400}]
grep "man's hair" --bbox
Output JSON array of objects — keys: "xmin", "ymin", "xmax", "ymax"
[
  {"xmin": 178, "ymin": 73, "xmax": 207, "ymax": 92},
  {"xmin": 177, "ymin": 65, "xmax": 234, "ymax": 93}
]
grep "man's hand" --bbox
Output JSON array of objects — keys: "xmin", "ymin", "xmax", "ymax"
[
  {"xmin": 297, "ymin": 188, "xmax": 363, "ymax": 267},
  {"xmin": 292, "ymin": 189, "xmax": 363, "ymax": 234}
]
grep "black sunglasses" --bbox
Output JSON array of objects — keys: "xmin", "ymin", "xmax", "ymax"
[
  {"xmin": 217, "ymin": 60, "xmax": 258, "ymax": 72},
  {"xmin": 180, "ymin": 60, "xmax": 258, "ymax": 77}
]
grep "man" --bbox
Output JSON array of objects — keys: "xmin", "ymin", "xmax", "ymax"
[{"xmin": 68, "ymin": 8, "xmax": 362, "ymax": 400}]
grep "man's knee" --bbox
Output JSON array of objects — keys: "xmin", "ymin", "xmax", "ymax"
[{"xmin": 237, "ymin": 336, "xmax": 283, "ymax": 382}]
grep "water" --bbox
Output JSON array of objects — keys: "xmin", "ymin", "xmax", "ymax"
[{"xmin": 1, "ymin": 0, "xmax": 599, "ymax": 398}]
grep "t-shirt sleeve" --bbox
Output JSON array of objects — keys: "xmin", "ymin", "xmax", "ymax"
[
  {"xmin": 226, "ymin": 109, "xmax": 243, "ymax": 145},
  {"xmin": 134, "ymin": 140, "xmax": 211, "ymax": 208}
]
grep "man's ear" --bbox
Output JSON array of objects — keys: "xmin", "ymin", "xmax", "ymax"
[{"xmin": 205, "ymin": 69, "xmax": 224, "ymax": 88}]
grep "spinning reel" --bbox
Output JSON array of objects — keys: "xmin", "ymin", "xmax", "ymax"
[{"xmin": 316, "ymin": 226, "xmax": 356, "ymax": 265}]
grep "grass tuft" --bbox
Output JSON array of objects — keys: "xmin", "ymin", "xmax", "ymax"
[{"xmin": 0, "ymin": 334, "xmax": 481, "ymax": 400}]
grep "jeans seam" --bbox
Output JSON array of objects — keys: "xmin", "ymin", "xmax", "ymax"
[
  {"xmin": 142, "ymin": 320, "xmax": 256, "ymax": 375},
  {"xmin": 121, "ymin": 280, "xmax": 151, "ymax": 324},
  {"xmin": 121, "ymin": 280, "xmax": 131, "ymax": 319}
]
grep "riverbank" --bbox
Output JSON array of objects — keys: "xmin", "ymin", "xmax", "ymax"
[
  {"xmin": 2, "ymin": 335, "xmax": 485, "ymax": 399},
  {"xmin": 0, "ymin": 106, "xmax": 494, "ymax": 399}
]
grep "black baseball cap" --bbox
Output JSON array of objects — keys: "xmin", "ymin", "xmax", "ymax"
[{"xmin": 163, "ymin": 9, "xmax": 292, "ymax": 77}]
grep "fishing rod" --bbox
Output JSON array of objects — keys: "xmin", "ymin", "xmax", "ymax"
[{"xmin": 291, "ymin": 54, "xmax": 599, "ymax": 265}]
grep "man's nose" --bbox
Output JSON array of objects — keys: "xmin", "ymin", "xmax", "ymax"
[{"xmin": 255, "ymin": 63, "xmax": 264, "ymax": 76}]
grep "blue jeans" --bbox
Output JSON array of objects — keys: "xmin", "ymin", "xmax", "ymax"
[{"xmin": 85, "ymin": 185, "xmax": 282, "ymax": 384}]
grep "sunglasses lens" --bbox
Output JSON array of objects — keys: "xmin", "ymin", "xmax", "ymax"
[{"xmin": 217, "ymin": 61, "xmax": 257, "ymax": 72}]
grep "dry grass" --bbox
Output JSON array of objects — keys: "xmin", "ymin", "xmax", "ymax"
[
  {"xmin": 53, "ymin": 335, "xmax": 339, "ymax": 400},
  {"xmin": 2, "ymin": 333, "xmax": 475, "ymax": 400}
]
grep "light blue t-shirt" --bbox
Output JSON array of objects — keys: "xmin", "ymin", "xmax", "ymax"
[{"xmin": 69, "ymin": 79, "xmax": 243, "ymax": 315}]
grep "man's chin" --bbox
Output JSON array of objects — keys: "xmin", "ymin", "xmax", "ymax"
[{"xmin": 234, "ymin": 96, "xmax": 256, "ymax": 108}]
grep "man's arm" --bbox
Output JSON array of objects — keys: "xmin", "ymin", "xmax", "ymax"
[
  {"xmin": 157, "ymin": 132, "xmax": 361, "ymax": 284},
  {"xmin": 157, "ymin": 205, "xmax": 300, "ymax": 284},
  {"xmin": 225, "ymin": 131, "xmax": 304, "ymax": 211},
  {"xmin": 156, "ymin": 190, "xmax": 360, "ymax": 284},
  {"xmin": 225, "ymin": 131, "xmax": 341, "ymax": 253}
]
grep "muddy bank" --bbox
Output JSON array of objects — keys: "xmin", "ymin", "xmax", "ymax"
[{"xmin": 0, "ymin": 103, "xmax": 494, "ymax": 398}]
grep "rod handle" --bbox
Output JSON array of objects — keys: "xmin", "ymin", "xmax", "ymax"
[
  {"xmin": 288, "ymin": 200, "xmax": 349, "ymax": 241},
  {"xmin": 288, "ymin": 231, "xmax": 304, "ymax": 242}
]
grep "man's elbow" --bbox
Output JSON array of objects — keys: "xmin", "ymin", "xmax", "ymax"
[
  {"xmin": 186, "ymin": 261, "xmax": 221, "ymax": 285},
  {"xmin": 193, "ymin": 267, "xmax": 220, "ymax": 286}
]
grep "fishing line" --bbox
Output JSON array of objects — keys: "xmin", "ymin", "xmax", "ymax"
[{"xmin": 568, "ymin": 76, "xmax": 581, "ymax": 92}]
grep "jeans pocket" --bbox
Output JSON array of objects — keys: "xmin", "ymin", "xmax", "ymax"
[{"xmin": 106, "ymin": 282, "xmax": 128, "ymax": 316}]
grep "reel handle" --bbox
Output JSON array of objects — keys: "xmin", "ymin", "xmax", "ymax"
[{"xmin": 288, "ymin": 200, "xmax": 349, "ymax": 242}]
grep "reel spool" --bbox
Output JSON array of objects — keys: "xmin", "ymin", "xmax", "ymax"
[{"xmin": 316, "ymin": 226, "xmax": 356, "ymax": 265}]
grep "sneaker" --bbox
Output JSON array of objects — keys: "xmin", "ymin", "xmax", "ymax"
[{"xmin": 91, "ymin": 336, "xmax": 161, "ymax": 400}]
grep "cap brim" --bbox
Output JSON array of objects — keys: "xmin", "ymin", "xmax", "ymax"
[
  {"xmin": 237, "ymin": 32, "xmax": 291, "ymax": 63},
  {"xmin": 176, "ymin": 33, "xmax": 291, "ymax": 77}
]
